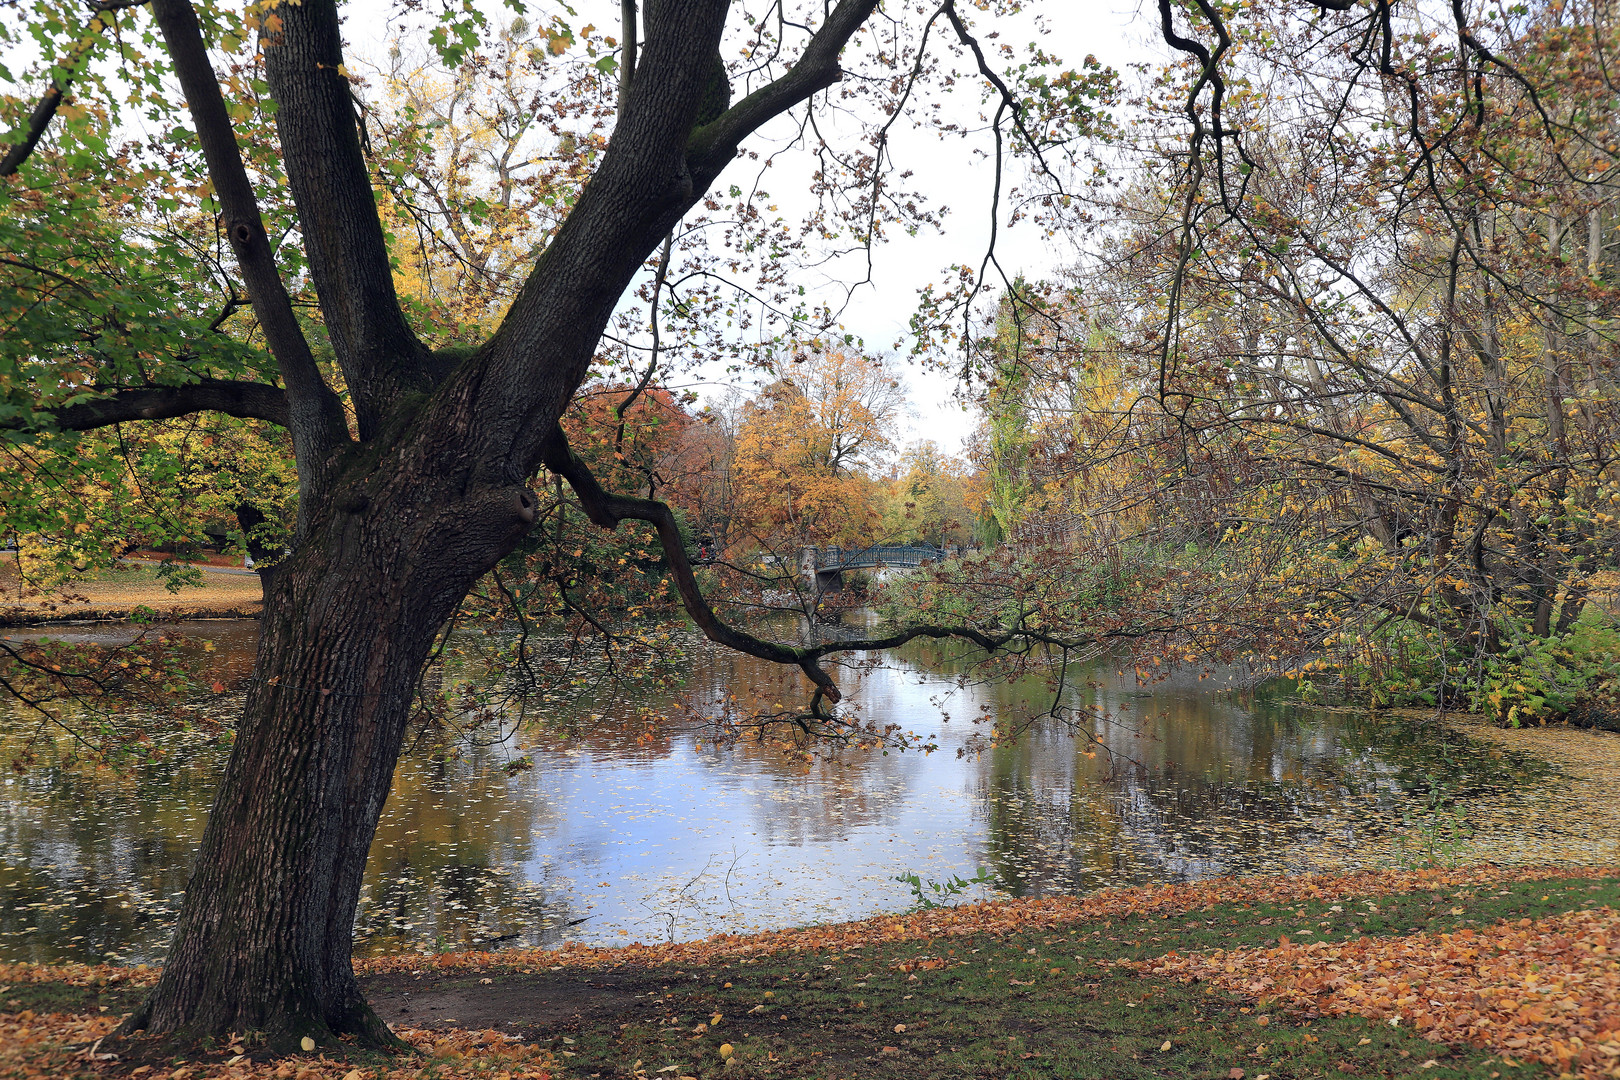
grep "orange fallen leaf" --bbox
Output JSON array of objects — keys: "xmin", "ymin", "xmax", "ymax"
[{"xmin": 1139, "ymin": 906, "xmax": 1620, "ymax": 1079}]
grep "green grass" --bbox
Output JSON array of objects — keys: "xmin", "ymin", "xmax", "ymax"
[
  {"xmin": 8, "ymin": 875, "xmax": 1616, "ymax": 1077},
  {"xmin": 1, "ymin": 978, "xmax": 145, "ymax": 1017},
  {"xmin": 542, "ymin": 875, "xmax": 1619, "ymax": 1078}
]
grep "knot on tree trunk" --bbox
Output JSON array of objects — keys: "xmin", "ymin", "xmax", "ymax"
[{"xmin": 515, "ymin": 487, "xmax": 538, "ymax": 523}]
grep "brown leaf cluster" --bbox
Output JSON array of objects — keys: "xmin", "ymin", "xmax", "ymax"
[
  {"xmin": 0, "ymin": 1011, "xmax": 555, "ymax": 1079},
  {"xmin": 0, "ymin": 961, "xmax": 160, "ymax": 990},
  {"xmin": 355, "ymin": 863, "xmax": 1618, "ymax": 976},
  {"xmin": 1139, "ymin": 908, "xmax": 1620, "ymax": 1078},
  {"xmin": 0, "ymin": 1010, "xmax": 121, "ymax": 1073}
]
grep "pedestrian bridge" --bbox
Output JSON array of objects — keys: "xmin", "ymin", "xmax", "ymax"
[{"xmin": 799, "ymin": 543, "xmax": 973, "ymax": 591}]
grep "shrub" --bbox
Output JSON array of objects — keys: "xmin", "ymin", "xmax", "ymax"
[{"xmin": 1476, "ymin": 622, "xmax": 1620, "ymax": 730}]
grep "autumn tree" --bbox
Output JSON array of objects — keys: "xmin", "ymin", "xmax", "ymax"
[
  {"xmin": 363, "ymin": 17, "xmax": 613, "ymax": 337},
  {"xmin": 0, "ymin": 0, "xmax": 1120, "ymax": 1051},
  {"xmin": 728, "ymin": 347, "xmax": 903, "ymax": 551},
  {"xmin": 1049, "ymin": 0, "xmax": 1620, "ymax": 712},
  {"xmin": 882, "ymin": 440, "xmax": 977, "ymax": 547},
  {"xmin": 966, "ymin": 282, "xmax": 1149, "ymax": 548},
  {"xmin": 977, "ymin": 290, "xmax": 1039, "ymax": 542},
  {"xmin": 881, "ymin": 0, "xmax": 1619, "ymax": 727}
]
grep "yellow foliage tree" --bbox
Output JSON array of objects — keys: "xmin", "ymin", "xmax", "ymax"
[{"xmin": 728, "ymin": 347, "xmax": 904, "ymax": 551}]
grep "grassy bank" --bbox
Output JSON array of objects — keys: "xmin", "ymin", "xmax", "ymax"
[
  {"xmin": 0, "ymin": 554, "xmax": 261, "ymax": 624},
  {"xmin": 2, "ymin": 866, "xmax": 1617, "ymax": 1079}
]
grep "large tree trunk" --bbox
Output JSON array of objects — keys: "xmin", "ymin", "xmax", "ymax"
[
  {"xmin": 118, "ymin": 451, "xmax": 537, "ymax": 1050},
  {"xmin": 99, "ymin": 0, "xmax": 873, "ymax": 1052}
]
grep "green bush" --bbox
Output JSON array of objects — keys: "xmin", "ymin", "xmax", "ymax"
[
  {"xmin": 1336, "ymin": 620, "xmax": 1458, "ymax": 709},
  {"xmin": 1475, "ymin": 621, "xmax": 1620, "ymax": 729},
  {"xmin": 1311, "ymin": 609, "xmax": 1619, "ymax": 728}
]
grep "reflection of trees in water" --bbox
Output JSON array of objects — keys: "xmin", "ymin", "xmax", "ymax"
[
  {"xmin": 0, "ymin": 688, "xmax": 590, "ymax": 961},
  {"xmin": 665, "ymin": 644, "xmax": 931, "ymax": 846},
  {"xmin": 1328, "ymin": 713, "xmax": 1557, "ymax": 800},
  {"xmin": 0, "ymin": 836, "xmax": 194, "ymax": 965},
  {"xmin": 0, "ymin": 722, "xmax": 225, "ymax": 963},
  {"xmin": 741, "ymin": 762, "xmax": 910, "ymax": 848},
  {"xmin": 2, "ymin": 618, "xmax": 1562, "ymax": 962},
  {"xmin": 971, "ymin": 692, "xmax": 1522, "ymax": 895},
  {"xmin": 978, "ymin": 749, "xmax": 1362, "ymax": 895},
  {"xmin": 357, "ymin": 743, "xmax": 581, "ymax": 954},
  {"xmin": 354, "ymin": 860, "xmax": 579, "ymax": 954}
]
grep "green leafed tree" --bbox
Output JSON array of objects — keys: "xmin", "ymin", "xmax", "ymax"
[{"xmin": 0, "ymin": 0, "xmax": 1116, "ymax": 1053}]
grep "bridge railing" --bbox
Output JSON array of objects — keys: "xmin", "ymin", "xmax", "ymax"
[{"xmin": 803, "ymin": 543, "xmax": 979, "ymax": 571}]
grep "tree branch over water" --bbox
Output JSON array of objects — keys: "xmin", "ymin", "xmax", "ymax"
[{"xmin": 541, "ymin": 423, "xmax": 1199, "ymax": 722}]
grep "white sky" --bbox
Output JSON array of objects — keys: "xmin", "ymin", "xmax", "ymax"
[
  {"xmin": 344, "ymin": 0, "xmax": 1159, "ymax": 458},
  {"xmin": 0, "ymin": 1, "xmax": 1165, "ymax": 460}
]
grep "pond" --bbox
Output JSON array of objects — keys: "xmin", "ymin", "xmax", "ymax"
[{"xmin": 0, "ymin": 616, "xmax": 1553, "ymax": 965}]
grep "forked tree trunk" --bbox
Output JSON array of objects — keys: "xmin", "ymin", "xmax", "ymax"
[
  {"xmin": 101, "ymin": 0, "xmax": 870, "ymax": 1050},
  {"xmin": 117, "ymin": 453, "xmax": 537, "ymax": 1049}
]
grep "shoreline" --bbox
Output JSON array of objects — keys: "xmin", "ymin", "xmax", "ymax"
[
  {"xmin": 3, "ymin": 865, "xmax": 1617, "ymax": 1079},
  {"xmin": 3, "ymin": 862, "xmax": 1613, "ymax": 988},
  {"xmin": 0, "ymin": 605, "xmax": 262, "ymax": 628},
  {"xmin": 0, "ymin": 554, "xmax": 264, "ymax": 626}
]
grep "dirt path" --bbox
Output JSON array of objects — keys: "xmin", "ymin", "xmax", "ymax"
[{"xmin": 362, "ymin": 967, "xmax": 673, "ymax": 1040}]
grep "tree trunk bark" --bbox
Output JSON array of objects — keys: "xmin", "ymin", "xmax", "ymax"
[
  {"xmin": 98, "ymin": 0, "xmax": 874, "ymax": 1052},
  {"xmin": 117, "ymin": 448, "xmax": 538, "ymax": 1050}
]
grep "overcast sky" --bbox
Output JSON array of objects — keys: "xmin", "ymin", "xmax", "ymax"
[{"xmin": 344, "ymin": 1, "xmax": 1158, "ymax": 458}]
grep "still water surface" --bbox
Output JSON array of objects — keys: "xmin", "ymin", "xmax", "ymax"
[{"xmin": 0, "ymin": 617, "xmax": 1546, "ymax": 965}]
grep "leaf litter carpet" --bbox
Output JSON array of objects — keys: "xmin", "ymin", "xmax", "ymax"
[
  {"xmin": 3, "ymin": 866, "xmax": 1619, "ymax": 1078},
  {"xmin": 1139, "ymin": 904, "xmax": 1620, "ymax": 1078}
]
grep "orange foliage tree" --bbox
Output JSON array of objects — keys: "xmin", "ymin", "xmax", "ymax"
[{"xmin": 728, "ymin": 347, "xmax": 904, "ymax": 553}]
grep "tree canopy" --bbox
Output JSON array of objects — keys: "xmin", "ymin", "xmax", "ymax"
[{"xmin": 0, "ymin": 0, "xmax": 1118, "ymax": 1051}]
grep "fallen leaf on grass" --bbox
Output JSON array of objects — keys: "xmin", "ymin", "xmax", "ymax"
[
  {"xmin": 349, "ymin": 865, "xmax": 1619, "ymax": 978},
  {"xmin": 1139, "ymin": 907, "xmax": 1620, "ymax": 1079},
  {"xmin": 4, "ymin": 866, "xmax": 1617, "ymax": 1080}
]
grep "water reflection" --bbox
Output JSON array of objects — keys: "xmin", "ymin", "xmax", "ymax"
[{"xmin": 0, "ymin": 617, "xmax": 1550, "ymax": 964}]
